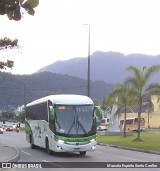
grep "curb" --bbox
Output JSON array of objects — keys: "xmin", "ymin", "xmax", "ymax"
[
  {"xmin": 98, "ymin": 143, "xmax": 160, "ymax": 155},
  {"xmin": 4, "ymin": 146, "xmax": 20, "ymax": 162},
  {"xmin": 0, "ymin": 146, "xmax": 20, "ymax": 171}
]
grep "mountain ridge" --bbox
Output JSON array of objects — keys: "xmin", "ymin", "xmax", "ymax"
[{"xmin": 37, "ymin": 51, "xmax": 160, "ymax": 84}]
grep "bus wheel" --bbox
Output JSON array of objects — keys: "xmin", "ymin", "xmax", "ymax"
[
  {"xmin": 79, "ymin": 151, "xmax": 86, "ymax": 155},
  {"xmin": 46, "ymin": 139, "xmax": 52, "ymax": 155},
  {"xmin": 30, "ymin": 134, "xmax": 36, "ymax": 149}
]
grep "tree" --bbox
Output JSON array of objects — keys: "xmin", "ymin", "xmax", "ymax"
[
  {"xmin": 103, "ymin": 83, "xmax": 136, "ymax": 137},
  {"xmin": 0, "ymin": 37, "xmax": 19, "ymax": 69},
  {"xmin": 93, "ymin": 99, "xmax": 99, "ymax": 106},
  {"xmin": 125, "ymin": 65, "xmax": 160, "ymax": 140},
  {"xmin": 0, "ymin": 0, "xmax": 39, "ymax": 68},
  {"xmin": 0, "ymin": 0, "xmax": 39, "ymax": 21}
]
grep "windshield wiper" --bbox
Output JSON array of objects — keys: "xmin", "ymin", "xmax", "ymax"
[
  {"xmin": 77, "ymin": 120, "xmax": 87, "ymax": 134},
  {"xmin": 67, "ymin": 115, "xmax": 76, "ymax": 134},
  {"xmin": 67, "ymin": 115, "xmax": 87, "ymax": 135}
]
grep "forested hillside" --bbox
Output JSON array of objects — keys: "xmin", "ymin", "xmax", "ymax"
[{"xmin": 0, "ymin": 71, "xmax": 114, "ymax": 109}]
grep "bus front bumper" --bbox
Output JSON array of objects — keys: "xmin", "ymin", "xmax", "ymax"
[{"xmin": 53, "ymin": 141, "xmax": 97, "ymax": 152}]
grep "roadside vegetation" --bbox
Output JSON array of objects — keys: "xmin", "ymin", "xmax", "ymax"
[
  {"xmin": 97, "ymin": 131, "xmax": 160, "ymax": 152},
  {"xmin": 103, "ymin": 65, "xmax": 160, "ymax": 141}
]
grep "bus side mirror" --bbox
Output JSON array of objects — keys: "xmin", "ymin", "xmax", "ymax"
[
  {"xmin": 49, "ymin": 106, "xmax": 55, "ymax": 121},
  {"xmin": 94, "ymin": 106, "xmax": 103, "ymax": 120}
]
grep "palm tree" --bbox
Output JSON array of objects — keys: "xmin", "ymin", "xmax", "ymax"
[
  {"xmin": 103, "ymin": 83, "xmax": 136, "ymax": 137},
  {"xmin": 125, "ymin": 65, "xmax": 160, "ymax": 140},
  {"xmin": 143, "ymin": 94, "xmax": 154, "ymax": 128}
]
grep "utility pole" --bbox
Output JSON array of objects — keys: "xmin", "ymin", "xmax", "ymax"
[
  {"xmin": 84, "ymin": 24, "xmax": 90, "ymax": 97},
  {"xmin": 87, "ymin": 25, "xmax": 90, "ymax": 97},
  {"xmin": 23, "ymin": 82, "xmax": 26, "ymax": 107}
]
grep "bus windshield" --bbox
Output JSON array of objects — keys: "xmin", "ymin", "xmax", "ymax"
[{"xmin": 54, "ymin": 105, "xmax": 96, "ymax": 137}]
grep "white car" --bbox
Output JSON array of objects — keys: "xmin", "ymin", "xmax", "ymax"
[
  {"xmin": 0, "ymin": 126, "xmax": 4, "ymax": 134},
  {"xmin": 98, "ymin": 118, "xmax": 110, "ymax": 131}
]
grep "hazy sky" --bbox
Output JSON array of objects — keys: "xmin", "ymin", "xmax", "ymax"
[{"xmin": 1, "ymin": 0, "xmax": 160, "ymax": 74}]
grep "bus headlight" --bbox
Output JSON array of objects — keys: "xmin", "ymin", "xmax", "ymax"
[
  {"xmin": 92, "ymin": 145, "xmax": 96, "ymax": 150},
  {"xmin": 58, "ymin": 140, "xmax": 65, "ymax": 144},
  {"xmin": 90, "ymin": 139, "xmax": 96, "ymax": 143}
]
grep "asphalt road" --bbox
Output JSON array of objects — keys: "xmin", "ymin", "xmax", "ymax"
[{"xmin": 0, "ymin": 130, "xmax": 160, "ymax": 171}]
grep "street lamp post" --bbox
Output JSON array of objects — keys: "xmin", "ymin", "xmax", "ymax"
[
  {"xmin": 83, "ymin": 24, "xmax": 90, "ymax": 97},
  {"xmin": 84, "ymin": 24, "xmax": 91, "ymax": 97},
  {"xmin": 87, "ymin": 25, "xmax": 90, "ymax": 97},
  {"xmin": 23, "ymin": 81, "xmax": 26, "ymax": 108}
]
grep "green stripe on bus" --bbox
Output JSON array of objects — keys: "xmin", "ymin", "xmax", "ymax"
[{"xmin": 55, "ymin": 134, "xmax": 96, "ymax": 142}]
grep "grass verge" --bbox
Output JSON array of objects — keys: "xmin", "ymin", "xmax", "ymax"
[{"xmin": 97, "ymin": 132, "xmax": 160, "ymax": 152}]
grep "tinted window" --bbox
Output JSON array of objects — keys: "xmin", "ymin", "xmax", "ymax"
[
  {"xmin": 134, "ymin": 118, "xmax": 144, "ymax": 123},
  {"xmin": 120, "ymin": 119, "xmax": 134, "ymax": 125},
  {"xmin": 26, "ymin": 102, "xmax": 48, "ymax": 121},
  {"xmin": 101, "ymin": 119, "xmax": 106, "ymax": 123},
  {"xmin": 126, "ymin": 119, "xmax": 133, "ymax": 124},
  {"xmin": 120, "ymin": 120, "xmax": 124, "ymax": 125}
]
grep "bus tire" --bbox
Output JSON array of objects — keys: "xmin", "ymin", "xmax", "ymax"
[
  {"xmin": 46, "ymin": 138, "xmax": 52, "ymax": 155},
  {"xmin": 79, "ymin": 151, "xmax": 86, "ymax": 155},
  {"xmin": 30, "ymin": 134, "xmax": 36, "ymax": 149}
]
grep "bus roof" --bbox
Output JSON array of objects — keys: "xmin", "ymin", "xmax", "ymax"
[{"xmin": 26, "ymin": 94, "xmax": 94, "ymax": 107}]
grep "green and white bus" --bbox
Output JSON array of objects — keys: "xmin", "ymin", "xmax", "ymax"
[{"xmin": 25, "ymin": 94, "xmax": 99, "ymax": 155}]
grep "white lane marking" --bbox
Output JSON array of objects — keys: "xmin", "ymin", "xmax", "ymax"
[
  {"xmin": 97, "ymin": 156, "xmax": 106, "ymax": 159},
  {"xmin": 95, "ymin": 151, "xmax": 103, "ymax": 154},
  {"xmin": 21, "ymin": 150, "xmax": 32, "ymax": 156},
  {"xmin": 42, "ymin": 160, "xmax": 49, "ymax": 162}
]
